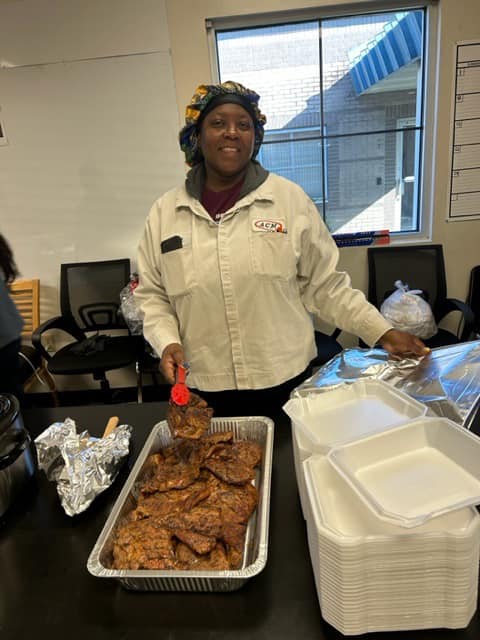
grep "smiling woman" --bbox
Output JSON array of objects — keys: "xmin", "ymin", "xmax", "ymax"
[
  {"xmin": 133, "ymin": 80, "xmax": 429, "ymax": 415},
  {"xmin": 198, "ymin": 103, "xmax": 255, "ymax": 189}
]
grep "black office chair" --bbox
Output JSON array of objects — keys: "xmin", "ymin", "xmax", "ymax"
[
  {"xmin": 367, "ymin": 245, "xmax": 475, "ymax": 348},
  {"xmin": 467, "ymin": 265, "xmax": 480, "ymax": 339},
  {"xmin": 32, "ymin": 259, "xmax": 140, "ymax": 401}
]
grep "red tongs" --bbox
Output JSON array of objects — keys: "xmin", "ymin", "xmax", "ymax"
[{"xmin": 170, "ymin": 364, "xmax": 190, "ymax": 405}]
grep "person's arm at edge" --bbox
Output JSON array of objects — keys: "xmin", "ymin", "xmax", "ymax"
[{"xmin": 297, "ymin": 196, "xmax": 429, "ymax": 357}]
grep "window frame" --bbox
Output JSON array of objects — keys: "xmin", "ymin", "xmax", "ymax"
[
  {"xmin": 206, "ymin": 0, "xmax": 439, "ymax": 243},
  {"xmin": 257, "ymin": 124, "xmax": 329, "ymax": 203}
]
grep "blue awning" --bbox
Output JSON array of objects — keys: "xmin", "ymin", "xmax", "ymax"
[{"xmin": 349, "ymin": 11, "xmax": 423, "ymax": 95}]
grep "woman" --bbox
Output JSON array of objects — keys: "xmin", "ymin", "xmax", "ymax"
[
  {"xmin": 0, "ymin": 233, "xmax": 24, "ymax": 400},
  {"xmin": 135, "ymin": 81, "xmax": 428, "ymax": 414}
]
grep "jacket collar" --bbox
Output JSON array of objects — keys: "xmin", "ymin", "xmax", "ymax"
[{"xmin": 181, "ymin": 160, "xmax": 270, "ymax": 203}]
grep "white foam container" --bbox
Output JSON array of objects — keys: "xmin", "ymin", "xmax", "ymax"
[
  {"xmin": 285, "ymin": 379, "xmax": 428, "ymax": 518},
  {"xmin": 291, "ymin": 427, "xmax": 311, "ymax": 518},
  {"xmin": 303, "ymin": 455, "xmax": 480, "ymax": 635},
  {"xmin": 328, "ymin": 416, "xmax": 480, "ymax": 528},
  {"xmin": 306, "ymin": 521, "xmax": 479, "ymax": 635},
  {"xmin": 284, "ymin": 379, "xmax": 428, "ymax": 455},
  {"xmin": 304, "ymin": 455, "xmax": 480, "ymax": 542}
]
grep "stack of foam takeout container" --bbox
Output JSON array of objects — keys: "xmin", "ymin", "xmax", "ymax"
[{"xmin": 283, "ymin": 379, "xmax": 480, "ymax": 635}]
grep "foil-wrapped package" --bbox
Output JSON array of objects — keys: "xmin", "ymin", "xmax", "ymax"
[
  {"xmin": 292, "ymin": 341, "xmax": 480, "ymax": 428},
  {"xmin": 35, "ymin": 418, "xmax": 132, "ymax": 516}
]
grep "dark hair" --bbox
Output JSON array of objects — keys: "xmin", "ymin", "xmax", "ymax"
[{"xmin": 0, "ymin": 233, "xmax": 19, "ymax": 283}]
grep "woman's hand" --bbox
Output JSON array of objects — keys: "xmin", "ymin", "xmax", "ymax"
[
  {"xmin": 378, "ymin": 328, "xmax": 431, "ymax": 359},
  {"xmin": 160, "ymin": 342, "xmax": 186, "ymax": 384}
]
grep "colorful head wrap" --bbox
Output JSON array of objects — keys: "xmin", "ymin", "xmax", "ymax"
[{"xmin": 179, "ymin": 81, "xmax": 267, "ymax": 167}]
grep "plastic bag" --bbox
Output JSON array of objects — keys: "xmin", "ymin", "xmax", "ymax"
[
  {"xmin": 380, "ymin": 280, "xmax": 437, "ymax": 339},
  {"xmin": 119, "ymin": 273, "xmax": 144, "ymax": 335}
]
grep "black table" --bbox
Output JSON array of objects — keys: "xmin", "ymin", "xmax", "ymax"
[{"xmin": 1, "ymin": 402, "xmax": 479, "ymax": 640}]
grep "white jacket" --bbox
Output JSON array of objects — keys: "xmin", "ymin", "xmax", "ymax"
[{"xmin": 135, "ymin": 172, "xmax": 392, "ymax": 391}]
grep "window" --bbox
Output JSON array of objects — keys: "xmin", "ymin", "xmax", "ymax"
[{"xmin": 210, "ymin": 4, "xmax": 437, "ymax": 237}]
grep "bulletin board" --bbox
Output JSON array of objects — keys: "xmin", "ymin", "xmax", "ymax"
[{"xmin": 448, "ymin": 40, "xmax": 480, "ymax": 221}]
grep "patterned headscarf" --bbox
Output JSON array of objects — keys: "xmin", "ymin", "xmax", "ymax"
[{"xmin": 179, "ymin": 81, "xmax": 267, "ymax": 167}]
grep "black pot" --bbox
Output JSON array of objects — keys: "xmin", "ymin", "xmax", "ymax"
[{"xmin": 0, "ymin": 394, "xmax": 37, "ymax": 518}]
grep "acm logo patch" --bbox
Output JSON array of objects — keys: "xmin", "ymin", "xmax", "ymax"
[{"xmin": 252, "ymin": 219, "xmax": 287, "ymax": 234}]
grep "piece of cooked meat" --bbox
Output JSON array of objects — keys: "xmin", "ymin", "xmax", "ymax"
[
  {"xmin": 133, "ymin": 481, "xmax": 211, "ymax": 520},
  {"xmin": 203, "ymin": 431, "xmax": 234, "ymax": 444},
  {"xmin": 140, "ymin": 462, "xmax": 200, "ymax": 494},
  {"xmin": 112, "ymin": 518, "xmax": 176, "ymax": 570},
  {"xmin": 203, "ymin": 444, "xmax": 256, "ymax": 485},
  {"xmin": 160, "ymin": 505, "xmax": 223, "ymax": 539},
  {"xmin": 231, "ymin": 440, "xmax": 263, "ymax": 469},
  {"xmin": 204, "ymin": 480, "xmax": 259, "ymax": 525},
  {"xmin": 140, "ymin": 448, "xmax": 201, "ymax": 494},
  {"xmin": 136, "ymin": 445, "xmax": 198, "ymax": 487},
  {"xmin": 176, "ymin": 542, "xmax": 230, "ymax": 570},
  {"xmin": 167, "ymin": 392, "xmax": 214, "ymax": 440},
  {"xmin": 200, "ymin": 431, "xmax": 234, "ymax": 460},
  {"xmin": 172, "ymin": 529, "xmax": 217, "ymax": 555},
  {"xmin": 221, "ymin": 521, "xmax": 247, "ymax": 569}
]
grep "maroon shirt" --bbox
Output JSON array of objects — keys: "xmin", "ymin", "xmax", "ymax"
[{"xmin": 201, "ymin": 179, "xmax": 244, "ymax": 222}]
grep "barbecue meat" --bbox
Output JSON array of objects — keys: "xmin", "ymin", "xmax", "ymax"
[
  {"xmin": 203, "ymin": 443, "xmax": 257, "ymax": 485},
  {"xmin": 112, "ymin": 518, "xmax": 176, "ymax": 570},
  {"xmin": 140, "ymin": 459, "xmax": 200, "ymax": 494},
  {"xmin": 161, "ymin": 505, "xmax": 223, "ymax": 539},
  {"xmin": 176, "ymin": 542, "xmax": 230, "ymax": 570},
  {"xmin": 172, "ymin": 529, "xmax": 217, "ymax": 555},
  {"xmin": 112, "ymin": 398, "xmax": 263, "ymax": 572},
  {"xmin": 221, "ymin": 521, "xmax": 247, "ymax": 569},
  {"xmin": 204, "ymin": 477, "xmax": 259, "ymax": 525},
  {"xmin": 231, "ymin": 441, "xmax": 263, "ymax": 469},
  {"xmin": 133, "ymin": 481, "xmax": 210, "ymax": 520},
  {"xmin": 139, "ymin": 447, "xmax": 201, "ymax": 494},
  {"xmin": 167, "ymin": 392, "xmax": 213, "ymax": 439},
  {"xmin": 203, "ymin": 431, "xmax": 234, "ymax": 446}
]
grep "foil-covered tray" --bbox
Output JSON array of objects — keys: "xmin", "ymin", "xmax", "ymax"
[
  {"xmin": 292, "ymin": 341, "xmax": 480, "ymax": 429},
  {"xmin": 87, "ymin": 416, "xmax": 274, "ymax": 591}
]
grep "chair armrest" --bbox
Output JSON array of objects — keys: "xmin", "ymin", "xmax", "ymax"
[
  {"xmin": 436, "ymin": 298, "xmax": 475, "ymax": 341},
  {"xmin": 32, "ymin": 316, "xmax": 87, "ymax": 361}
]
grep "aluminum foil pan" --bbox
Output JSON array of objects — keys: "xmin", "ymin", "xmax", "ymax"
[
  {"xmin": 292, "ymin": 341, "xmax": 480, "ymax": 429},
  {"xmin": 87, "ymin": 416, "xmax": 274, "ymax": 592}
]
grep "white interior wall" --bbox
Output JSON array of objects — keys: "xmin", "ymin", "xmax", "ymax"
[{"xmin": 0, "ymin": 0, "xmax": 186, "ymax": 391}]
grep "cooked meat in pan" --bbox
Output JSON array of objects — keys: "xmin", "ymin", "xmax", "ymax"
[
  {"xmin": 176, "ymin": 542, "xmax": 231, "ymax": 571},
  {"xmin": 231, "ymin": 440, "xmax": 263, "ymax": 468},
  {"xmin": 172, "ymin": 529, "xmax": 217, "ymax": 555},
  {"xmin": 112, "ymin": 518, "xmax": 176, "ymax": 570},
  {"xmin": 167, "ymin": 392, "xmax": 214, "ymax": 439},
  {"xmin": 203, "ymin": 443, "xmax": 256, "ymax": 485},
  {"xmin": 139, "ymin": 447, "xmax": 201, "ymax": 494},
  {"xmin": 112, "ymin": 397, "xmax": 262, "ymax": 571},
  {"xmin": 133, "ymin": 481, "xmax": 211, "ymax": 520}
]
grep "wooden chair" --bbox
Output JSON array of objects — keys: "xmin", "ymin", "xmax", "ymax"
[{"xmin": 10, "ymin": 278, "xmax": 58, "ymax": 404}]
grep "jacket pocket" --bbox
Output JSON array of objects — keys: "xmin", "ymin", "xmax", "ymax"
[
  {"xmin": 161, "ymin": 245, "xmax": 196, "ymax": 297},
  {"xmin": 250, "ymin": 230, "xmax": 296, "ymax": 279}
]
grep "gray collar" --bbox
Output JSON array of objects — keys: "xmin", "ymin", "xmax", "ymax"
[{"xmin": 185, "ymin": 160, "xmax": 269, "ymax": 201}]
